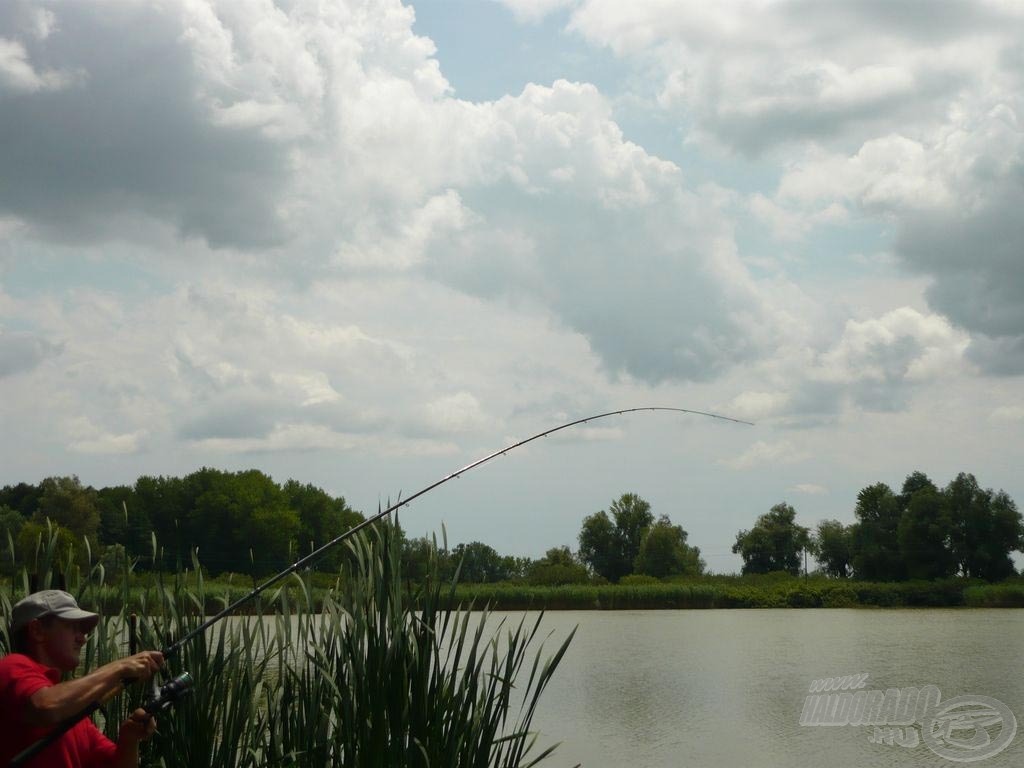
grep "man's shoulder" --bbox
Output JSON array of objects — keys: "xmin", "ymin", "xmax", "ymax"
[
  {"xmin": 0, "ymin": 652, "xmax": 38, "ymax": 671},
  {"xmin": 0, "ymin": 653, "xmax": 53, "ymax": 683}
]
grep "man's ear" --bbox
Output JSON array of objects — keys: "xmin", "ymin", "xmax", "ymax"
[{"xmin": 25, "ymin": 618, "xmax": 48, "ymax": 646}]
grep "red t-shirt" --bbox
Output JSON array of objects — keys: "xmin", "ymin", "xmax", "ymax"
[{"xmin": 0, "ymin": 653, "xmax": 118, "ymax": 768}]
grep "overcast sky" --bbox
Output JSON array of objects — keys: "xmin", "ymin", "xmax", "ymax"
[{"xmin": 2, "ymin": 0, "xmax": 1022, "ymax": 572}]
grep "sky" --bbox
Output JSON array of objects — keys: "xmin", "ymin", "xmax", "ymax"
[{"xmin": 1, "ymin": 0, "xmax": 1022, "ymax": 573}]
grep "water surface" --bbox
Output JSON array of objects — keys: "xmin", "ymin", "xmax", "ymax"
[{"xmin": 515, "ymin": 609, "xmax": 1024, "ymax": 768}]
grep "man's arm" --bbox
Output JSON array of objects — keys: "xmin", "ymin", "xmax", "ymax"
[{"xmin": 23, "ymin": 652, "xmax": 163, "ymax": 726}]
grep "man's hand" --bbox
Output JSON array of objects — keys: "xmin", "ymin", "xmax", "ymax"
[
  {"xmin": 117, "ymin": 652, "xmax": 164, "ymax": 682},
  {"xmin": 118, "ymin": 708, "xmax": 157, "ymax": 745}
]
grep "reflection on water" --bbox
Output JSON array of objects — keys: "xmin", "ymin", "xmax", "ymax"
[{"xmin": 508, "ymin": 609, "xmax": 1024, "ymax": 768}]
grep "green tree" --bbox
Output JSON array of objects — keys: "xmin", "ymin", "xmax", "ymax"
[
  {"xmin": 451, "ymin": 541, "xmax": 512, "ymax": 583},
  {"xmin": 0, "ymin": 482, "xmax": 43, "ymax": 516},
  {"xmin": 898, "ymin": 485, "xmax": 956, "ymax": 580},
  {"xmin": 634, "ymin": 516, "xmax": 704, "ymax": 578},
  {"xmin": 946, "ymin": 473, "xmax": 1023, "ymax": 581},
  {"xmin": 283, "ymin": 480, "xmax": 364, "ymax": 570},
  {"xmin": 402, "ymin": 534, "xmax": 449, "ymax": 584},
  {"xmin": 732, "ymin": 502, "xmax": 810, "ymax": 576},
  {"xmin": 133, "ymin": 474, "xmax": 188, "ymax": 568},
  {"xmin": 850, "ymin": 483, "xmax": 905, "ymax": 581},
  {"xmin": 812, "ymin": 520, "xmax": 853, "ymax": 578},
  {"xmin": 526, "ymin": 546, "xmax": 590, "ymax": 586},
  {"xmin": 578, "ymin": 493, "xmax": 655, "ymax": 582},
  {"xmin": 33, "ymin": 476, "xmax": 101, "ymax": 546}
]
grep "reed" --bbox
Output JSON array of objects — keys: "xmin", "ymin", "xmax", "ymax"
[{"xmin": 1, "ymin": 523, "xmax": 574, "ymax": 767}]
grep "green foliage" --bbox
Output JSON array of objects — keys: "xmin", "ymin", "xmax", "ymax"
[
  {"xmin": 898, "ymin": 485, "xmax": 956, "ymax": 580},
  {"xmin": 840, "ymin": 472, "xmax": 1023, "ymax": 583},
  {"xmin": 578, "ymin": 493, "xmax": 690, "ymax": 583},
  {"xmin": 634, "ymin": 516, "xmax": 704, "ymax": 578},
  {"xmin": 850, "ymin": 483, "xmax": 905, "ymax": 581},
  {"xmin": 282, "ymin": 480, "xmax": 362, "ymax": 570},
  {"xmin": 946, "ymin": 473, "xmax": 1022, "ymax": 581},
  {"xmin": 34, "ymin": 476, "xmax": 102, "ymax": 547},
  {"xmin": 732, "ymin": 502, "xmax": 810, "ymax": 576},
  {"xmin": 812, "ymin": 520, "xmax": 852, "ymax": 578},
  {"xmin": 0, "ymin": 506, "xmax": 25, "ymax": 575},
  {"xmin": 450, "ymin": 540, "xmax": 522, "ymax": 583},
  {"xmin": 526, "ymin": 547, "xmax": 590, "ymax": 587},
  {"xmin": 1, "ymin": 525, "xmax": 573, "ymax": 768}
]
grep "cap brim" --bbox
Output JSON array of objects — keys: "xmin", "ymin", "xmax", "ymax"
[{"xmin": 54, "ymin": 608, "xmax": 100, "ymax": 633}]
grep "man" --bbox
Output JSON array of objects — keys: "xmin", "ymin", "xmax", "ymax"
[{"xmin": 0, "ymin": 590, "xmax": 164, "ymax": 768}]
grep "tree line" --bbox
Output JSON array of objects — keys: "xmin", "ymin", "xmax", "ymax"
[
  {"xmin": 2, "ymin": 469, "xmax": 1021, "ymax": 585},
  {"xmin": 733, "ymin": 471, "xmax": 1024, "ymax": 582},
  {"xmin": 0, "ymin": 470, "xmax": 363, "ymax": 576}
]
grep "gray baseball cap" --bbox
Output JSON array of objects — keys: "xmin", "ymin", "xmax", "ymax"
[{"xmin": 11, "ymin": 590, "xmax": 100, "ymax": 635}]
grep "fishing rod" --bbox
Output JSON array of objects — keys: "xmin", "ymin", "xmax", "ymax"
[
  {"xmin": 12, "ymin": 406, "xmax": 750, "ymax": 765},
  {"xmin": 162, "ymin": 405, "xmax": 750, "ymax": 658}
]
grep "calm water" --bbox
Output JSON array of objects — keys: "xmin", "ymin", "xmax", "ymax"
[{"xmin": 508, "ymin": 609, "xmax": 1024, "ymax": 768}]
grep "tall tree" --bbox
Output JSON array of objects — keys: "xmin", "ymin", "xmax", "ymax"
[
  {"xmin": 946, "ymin": 473, "xmax": 1023, "ymax": 580},
  {"xmin": 897, "ymin": 485, "xmax": 956, "ymax": 580},
  {"xmin": 0, "ymin": 482, "xmax": 43, "ymax": 517},
  {"xmin": 850, "ymin": 483, "xmax": 905, "ymax": 581},
  {"xmin": 33, "ymin": 476, "xmax": 101, "ymax": 546},
  {"xmin": 283, "ymin": 480, "xmax": 363, "ymax": 569},
  {"xmin": 634, "ymin": 515, "xmax": 704, "ymax": 578},
  {"xmin": 812, "ymin": 520, "xmax": 853, "ymax": 578},
  {"xmin": 578, "ymin": 493, "xmax": 655, "ymax": 582},
  {"xmin": 732, "ymin": 502, "xmax": 810, "ymax": 576},
  {"xmin": 450, "ymin": 541, "xmax": 512, "ymax": 583}
]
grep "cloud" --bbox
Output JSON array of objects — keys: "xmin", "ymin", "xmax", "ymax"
[
  {"xmin": 724, "ymin": 306, "xmax": 970, "ymax": 423},
  {"xmin": 564, "ymin": 0, "xmax": 1020, "ymax": 154},
  {"xmin": 792, "ymin": 483, "xmax": 827, "ymax": 495},
  {"xmin": 723, "ymin": 440, "xmax": 809, "ymax": 470},
  {"xmin": 0, "ymin": 329, "xmax": 61, "ymax": 377},
  {"xmin": 0, "ymin": 2, "xmax": 782, "ymax": 386},
  {"xmin": 67, "ymin": 418, "xmax": 146, "ymax": 455},
  {"xmin": 0, "ymin": 36, "xmax": 79, "ymax": 92},
  {"xmin": 562, "ymin": 2, "xmax": 1024, "ymax": 376}
]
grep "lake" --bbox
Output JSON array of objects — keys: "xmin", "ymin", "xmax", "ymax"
[{"xmin": 514, "ymin": 609, "xmax": 1024, "ymax": 768}]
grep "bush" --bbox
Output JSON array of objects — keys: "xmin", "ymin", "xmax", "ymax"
[{"xmin": 619, "ymin": 574, "xmax": 660, "ymax": 586}]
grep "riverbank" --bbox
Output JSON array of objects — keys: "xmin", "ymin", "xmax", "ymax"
[{"xmin": 5, "ymin": 573, "xmax": 1022, "ymax": 612}]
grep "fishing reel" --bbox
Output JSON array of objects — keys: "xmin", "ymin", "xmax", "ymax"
[{"xmin": 144, "ymin": 671, "xmax": 194, "ymax": 715}]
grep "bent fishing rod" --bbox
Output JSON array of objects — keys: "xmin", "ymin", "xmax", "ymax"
[
  {"xmin": 13, "ymin": 406, "xmax": 750, "ymax": 766},
  {"xmin": 161, "ymin": 405, "xmax": 750, "ymax": 658}
]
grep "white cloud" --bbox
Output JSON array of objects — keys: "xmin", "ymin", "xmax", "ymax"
[
  {"xmin": 723, "ymin": 440, "xmax": 809, "ymax": 470},
  {"xmin": 0, "ymin": 36, "xmax": 79, "ymax": 92},
  {"xmin": 792, "ymin": 483, "xmax": 827, "ymax": 495}
]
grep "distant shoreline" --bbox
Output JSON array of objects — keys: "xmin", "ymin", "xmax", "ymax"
[{"xmin": 5, "ymin": 574, "xmax": 1020, "ymax": 613}]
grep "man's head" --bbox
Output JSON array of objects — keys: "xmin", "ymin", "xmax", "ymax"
[{"xmin": 10, "ymin": 590, "xmax": 100, "ymax": 670}]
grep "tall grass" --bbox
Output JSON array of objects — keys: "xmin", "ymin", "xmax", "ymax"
[{"xmin": 1, "ymin": 522, "xmax": 574, "ymax": 767}]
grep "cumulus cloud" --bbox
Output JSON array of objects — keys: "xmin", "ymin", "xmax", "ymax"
[
  {"xmin": 0, "ymin": 1, "xmax": 783, "ymax": 386},
  {"xmin": 724, "ymin": 306, "xmax": 971, "ymax": 422},
  {"xmin": 557, "ymin": 1, "xmax": 1024, "ymax": 375},
  {"xmin": 563, "ymin": 0, "xmax": 1019, "ymax": 154}
]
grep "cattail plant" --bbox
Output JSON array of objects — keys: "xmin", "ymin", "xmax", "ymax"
[{"xmin": 0, "ymin": 520, "xmax": 574, "ymax": 767}]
